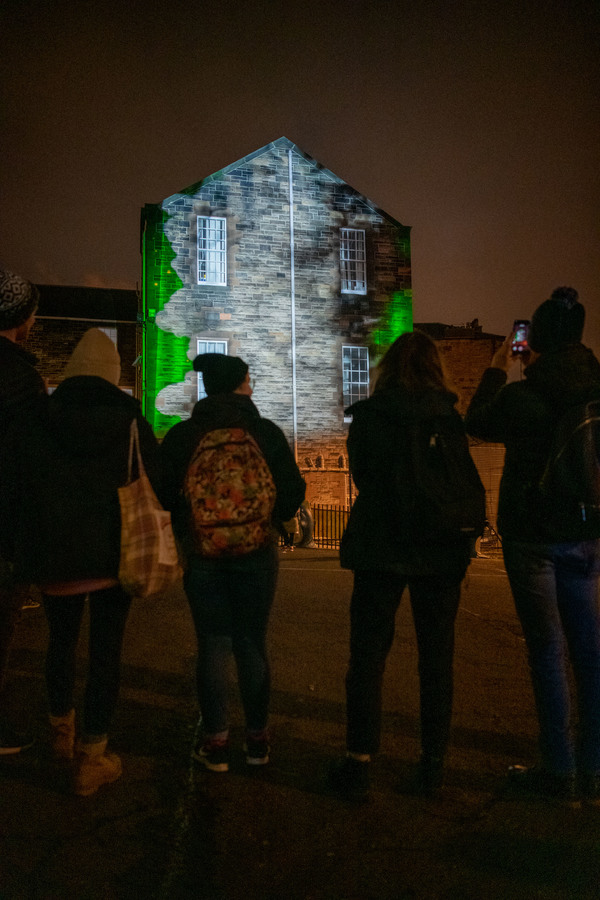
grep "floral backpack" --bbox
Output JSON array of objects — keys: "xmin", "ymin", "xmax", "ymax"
[{"xmin": 183, "ymin": 427, "xmax": 276, "ymax": 557}]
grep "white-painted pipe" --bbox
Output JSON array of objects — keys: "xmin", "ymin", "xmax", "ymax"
[{"xmin": 288, "ymin": 149, "xmax": 298, "ymax": 460}]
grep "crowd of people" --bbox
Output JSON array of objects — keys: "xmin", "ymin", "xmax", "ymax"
[{"xmin": 1, "ymin": 268, "xmax": 599, "ymax": 808}]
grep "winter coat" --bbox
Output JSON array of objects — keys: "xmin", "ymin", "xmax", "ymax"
[
  {"xmin": 160, "ymin": 392, "xmax": 306, "ymax": 550},
  {"xmin": 0, "ymin": 376, "xmax": 161, "ymax": 583},
  {"xmin": 0, "ymin": 335, "xmax": 46, "ymax": 437},
  {"xmin": 339, "ymin": 387, "xmax": 474, "ymax": 576},
  {"xmin": 464, "ymin": 343, "xmax": 600, "ymax": 542}
]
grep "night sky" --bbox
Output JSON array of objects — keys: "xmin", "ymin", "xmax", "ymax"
[{"xmin": 2, "ymin": 0, "xmax": 599, "ymax": 353}]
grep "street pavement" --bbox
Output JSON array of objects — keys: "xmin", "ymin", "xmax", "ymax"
[{"xmin": 2, "ymin": 550, "xmax": 600, "ymax": 899}]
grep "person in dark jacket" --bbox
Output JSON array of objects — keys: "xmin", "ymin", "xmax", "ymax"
[
  {"xmin": 161, "ymin": 353, "xmax": 305, "ymax": 773},
  {"xmin": 465, "ymin": 287, "xmax": 600, "ymax": 807},
  {"xmin": 329, "ymin": 330, "xmax": 477, "ymax": 801},
  {"xmin": 0, "ymin": 269, "xmax": 45, "ymax": 755},
  {"xmin": 0, "ymin": 328, "xmax": 161, "ymax": 795}
]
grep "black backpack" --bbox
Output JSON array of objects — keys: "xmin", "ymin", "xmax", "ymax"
[
  {"xmin": 397, "ymin": 416, "xmax": 486, "ymax": 544},
  {"xmin": 539, "ymin": 400, "xmax": 600, "ymax": 538}
]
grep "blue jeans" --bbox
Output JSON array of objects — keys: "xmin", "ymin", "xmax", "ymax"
[
  {"xmin": 345, "ymin": 570, "xmax": 463, "ymax": 760},
  {"xmin": 184, "ymin": 546, "xmax": 278, "ymax": 736},
  {"xmin": 503, "ymin": 539, "xmax": 600, "ymax": 776},
  {"xmin": 43, "ymin": 585, "xmax": 132, "ymax": 738}
]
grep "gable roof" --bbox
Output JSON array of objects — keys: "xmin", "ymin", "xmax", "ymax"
[{"xmin": 162, "ymin": 137, "xmax": 407, "ymax": 230}]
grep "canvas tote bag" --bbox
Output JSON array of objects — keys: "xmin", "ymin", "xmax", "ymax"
[{"xmin": 118, "ymin": 419, "xmax": 182, "ymax": 597}]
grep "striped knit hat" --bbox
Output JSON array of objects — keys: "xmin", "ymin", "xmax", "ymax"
[{"xmin": 0, "ymin": 270, "xmax": 39, "ymax": 331}]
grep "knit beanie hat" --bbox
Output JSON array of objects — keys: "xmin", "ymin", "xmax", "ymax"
[
  {"xmin": 193, "ymin": 353, "xmax": 248, "ymax": 394},
  {"xmin": 0, "ymin": 270, "xmax": 39, "ymax": 331},
  {"xmin": 528, "ymin": 287, "xmax": 585, "ymax": 353},
  {"xmin": 63, "ymin": 328, "xmax": 121, "ymax": 386}
]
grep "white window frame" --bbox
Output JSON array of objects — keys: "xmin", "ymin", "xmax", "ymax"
[
  {"xmin": 197, "ymin": 216, "xmax": 227, "ymax": 285},
  {"xmin": 98, "ymin": 326, "xmax": 117, "ymax": 345},
  {"xmin": 196, "ymin": 339, "xmax": 228, "ymax": 400},
  {"xmin": 342, "ymin": 345, "xmax": 369, "ymax": 417},
  {"xmin": 340, "ymin": 228, "xmax": 367, "ymax": 294}
]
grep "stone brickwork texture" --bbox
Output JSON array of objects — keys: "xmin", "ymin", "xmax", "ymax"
[{"xmin": 143, "ymin": 138, "xmax": 412, "ymax": 504}]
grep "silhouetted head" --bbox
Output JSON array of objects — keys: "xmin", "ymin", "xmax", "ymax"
[
  {"xmin": 374, "ymin": 329, "xmax": 448, "ymax": 393},
  {"xmin": 529, "ymin": 286, "xmax": 585, "ymax": 353}
]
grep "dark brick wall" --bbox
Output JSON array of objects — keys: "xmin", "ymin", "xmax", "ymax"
[{"xmin": 26, "ymin": 321, "xmax": 139, "ymax": 391}]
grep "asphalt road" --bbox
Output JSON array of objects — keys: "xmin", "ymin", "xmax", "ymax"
[{"xmin": 2, "ymin": 550, "xmax": 600, "ymax": 899}]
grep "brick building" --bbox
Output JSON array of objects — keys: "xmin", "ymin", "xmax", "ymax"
[
  {"xmin": 141, "ymin": 137, "xmax": 413, "ymax": 505},
  {"xmin": 417, "ymin": 320, "xmax": 506, "ymax": 524},
  {"xmin": 28, "ymin": 285, "xmax": 139, "ymax": 394}
]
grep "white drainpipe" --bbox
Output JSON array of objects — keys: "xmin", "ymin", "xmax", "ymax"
[{"xmin": 288, "ymin": 149, "xmax": 298, "ymax": 460}]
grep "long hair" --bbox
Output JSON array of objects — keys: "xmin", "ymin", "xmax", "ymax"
[{"xmin": 374, "ymin": 329, "xmax": 449, "ymax": 394}]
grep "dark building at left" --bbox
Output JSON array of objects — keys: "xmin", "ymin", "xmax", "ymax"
[{"xmin": 28, "ymin": 285, "xmax": 140, "ymax": 394}]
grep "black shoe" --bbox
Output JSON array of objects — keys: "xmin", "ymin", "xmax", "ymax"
[
  {"xmin": 327, "ymin": 757, "xmax": 370, "ymax": 802},
  {"xmin": 244, "ymin": 736, "xmax": 270, "ymax": 767},
  {"xmin": 0, "ymin": 725, "xmax": 35, "ymax": 756},
  {"xmin": 508, "ymin": 765, "xmax": 580, "ymax": 808},
  {"xmin": 415, "ymin": 756, "xmax": 444, "ymax": 797},
  {"xmin": 193, "ymin": 739, "xmax": 230, "ymax": 773},
  {"xmin": 580, "ymin": 772, "xmax": 600, "ymax": 807}
]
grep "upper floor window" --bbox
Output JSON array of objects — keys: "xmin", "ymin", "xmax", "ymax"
[
  {"xmin": 196, "ymin": 339, "xmax": 227, "ymax": 399},
  {"xmin": 340, "ymin": 228, "xmax": 366, "ymax": 294},
  {"xmin": 197, "ymin": 216, "xmax": 227, "ymax": 285},
  {"xmin": 342, "ymin": 345, "xmax": 369, "ymax": 415}
]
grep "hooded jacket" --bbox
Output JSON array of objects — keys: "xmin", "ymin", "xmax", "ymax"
[
  {"xmin": 339, "ymin": 386, "xmax": 474, "ymax": 576},
  {"xmin": 464, "ymin": 343, "xmax": 600, "ymax": 542},
  {"xmin": 160, "ymin": 392, "xmax": 306, "ymax": 549},
  {"xmin": 0, "ymin": 376, "xmax": 161, "ymax": 583},
  {"xmin": 0, "ymin": 335, "xmax": 46, "ymax": 437}
]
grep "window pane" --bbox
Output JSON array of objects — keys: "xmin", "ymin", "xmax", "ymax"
[
  {"xmin": 340, "ymin": 228, "xmax": 366, "ymax": 294},
  {"xmin": 197, "ymin": 339, "xmax": 227, "ymax": 399},
  {"xmin": 198, "ymin": 217, "xmax": 227, "ymax": 285},
  {"xmin": 342, "ymin": 345, "xmax": 369, "ymax": 409}
]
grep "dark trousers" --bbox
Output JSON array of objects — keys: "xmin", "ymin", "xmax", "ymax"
[
  {"xmin": 43, "ymin": 585, "xmax": 132, "ymax": 737},
  {"xmin": 346, "ymin": 570, "xmax": 462, "ymax": 759},
  {"xmin": 0, "ymin": 582, "xmax": 24, "ymax": 697},
  {"xmin": 184, "ymin": 546, "xmax": 278, "ymax": 735}
]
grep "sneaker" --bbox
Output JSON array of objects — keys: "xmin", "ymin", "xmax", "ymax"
[
  {"xmin": 21, "ymin": 596, "xmax": 40, "ymax": 609},
  {"xmin": 580, "ymin": 772, "xmax": 600, "ymax": 807},
  {"xmin": 0, "ymin": 724, "xmax": 35, "ymax": 756},
  {"xmin": 508, "ymin": 765, "xmax": 580, "ymax": 808},
  {"xmin": 193, "ymin": 739, "xmax": 230, "ymax": 773},
  {"xmin": 244, "ymin": 736, "xmax": 270, "ymax": 766},
  {"xmin": 327, "ymin": 756, "xmax": 370, "ymax": 802}
]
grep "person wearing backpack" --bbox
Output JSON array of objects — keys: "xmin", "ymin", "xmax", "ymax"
[
  {"xmin": 465, "ymin": 287, "xmax": 600, "ymax": 807},
  {"xmin": 161, "ymin": 353, "xmax": 305, "ymax": 773},
  {"xmin": 329, "ymin": 330, "xmax": 484, "ymax": 801}
]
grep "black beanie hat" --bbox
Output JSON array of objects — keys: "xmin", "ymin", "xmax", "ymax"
[
  {"xmin": 0, "ymin": 270, "xmax": 39, "ymax": 331},
  {"xmin": 528, "ymin": 286, "xmax": 585, "ymax": 353},
  {"xmin": 193, "ymin": 353, "xmax": 249, "ymax": 394}
]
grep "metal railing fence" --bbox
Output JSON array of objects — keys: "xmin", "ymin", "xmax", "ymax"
[{"xmin": 310, "ymin": 504, "xmax": 350, "ymax": 550}]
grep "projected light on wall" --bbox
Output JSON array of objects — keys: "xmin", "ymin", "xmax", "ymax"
[
  {"xmin": 142, "ymin": 206, "xmax": 191, "ymax": 437},
  {"xmin": 372, "ymin": 289, "xmax": 413, "ymax": 352}
]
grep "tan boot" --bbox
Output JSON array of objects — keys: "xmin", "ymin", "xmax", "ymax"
[
  {"xmin": 49, "ymin": 709, "xmax": 76, "ymax": 760},
  {"xmin": 74, "ymin": 738, "xmax": 122, "ymax": 797}
]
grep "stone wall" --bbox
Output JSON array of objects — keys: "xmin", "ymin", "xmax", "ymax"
[{"xmin": 143, "ymin": 138, "xmax": 412, "ymax": 506}]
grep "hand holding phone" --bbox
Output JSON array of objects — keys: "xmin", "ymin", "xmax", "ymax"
[{"xmin": 511, "ymin": 320, "xmax": 530, "ymax": 355}]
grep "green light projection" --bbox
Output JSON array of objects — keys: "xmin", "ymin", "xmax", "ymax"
[
  {"xmin": 142, "ymin": 204, "xmax": 192, "ymax": 438},
  {"xmin": 372, "ymin": 289, "xmax": 413, "ymax": 354}
]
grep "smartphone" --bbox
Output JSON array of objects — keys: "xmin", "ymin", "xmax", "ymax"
[{"xmin": 511, "ymin": 319, "xmax": 530, "ymax": 354}]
